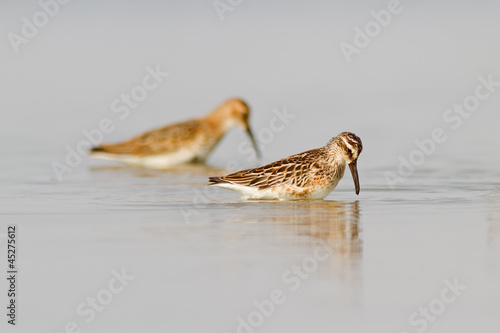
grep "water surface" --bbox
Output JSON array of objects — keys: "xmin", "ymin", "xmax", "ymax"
[{"xmin": 2, "ymin": 150, "xmax": 499, "ymax": 333}]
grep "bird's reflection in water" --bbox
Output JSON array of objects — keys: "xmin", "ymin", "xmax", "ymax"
[
  {"xmin": 248, "ymin": 199, "xmax": 363, "ymax": 307},
  {"xmin": 88, "ymin": 163, "xmax": 227, "ymax": 181},
  {"xmin": 299, "ymin": 200, "xmax": 360, "ymax": 258},
  {"xmin": 251, "ymin": 200, "xmax": 362, "ymax": 282},
  {"xmin": 255, "ymin": 200, "xmax": 360, "ymax": 253},
  {"xmin": 141, "ymin": 197, "xmax": 362, "ymax": 302}
]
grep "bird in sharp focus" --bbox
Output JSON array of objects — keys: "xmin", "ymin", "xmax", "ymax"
[{"xmin": 208, "ymin": 132, "xmax": 362, "ymax": 200}]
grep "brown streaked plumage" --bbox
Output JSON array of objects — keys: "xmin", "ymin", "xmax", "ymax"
[
  {"xmin": 208, "ymin": 132, "xmax": 363, "ymax": 200},
  {"xmin": 89, "ymin": 98, "xmax": 261, "ymax": 168}
]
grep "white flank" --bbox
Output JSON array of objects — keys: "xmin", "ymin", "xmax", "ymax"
[
  {"xmin": 90, "ymin": 149, "xmax": 198, "ymax": 169},
  {"xmin": 213, "ymin": 181, "xmax": 339, "ymax": 200}
]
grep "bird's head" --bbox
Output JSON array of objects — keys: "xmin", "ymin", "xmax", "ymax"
[
  {"xmin": 214, "ymin": 98, "xmax": 261, "ymax": 159},
  {"xmin": 328, "ymin": 132, "xmax": 363, "ymax": 195}
]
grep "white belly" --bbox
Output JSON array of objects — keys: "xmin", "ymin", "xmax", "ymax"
[
  {"xmin": 215, "ymin": 181, "xmax": 339, "ymax": 200},
  {"xmin": 91, "ymin": 149, "xmax": 200, "ymax": 169}
]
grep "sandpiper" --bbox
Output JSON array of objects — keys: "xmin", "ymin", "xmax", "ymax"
[
  {"xmin": 89, "ymin": 98, "xmax": 261, "ymax": 168},
  {"xmin": 208, "ymin": 132, "xmax": 362, "ymax": 200}
]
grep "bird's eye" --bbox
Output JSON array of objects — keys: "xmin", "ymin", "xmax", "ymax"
[{"xmin": 347, "ymin": 148, "xmax": 352, "ymax": 155}]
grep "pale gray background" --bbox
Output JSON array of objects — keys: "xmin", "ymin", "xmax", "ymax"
[{"xmin": 1, "ymin": 1, "xmax": 499, "ymax": 332}]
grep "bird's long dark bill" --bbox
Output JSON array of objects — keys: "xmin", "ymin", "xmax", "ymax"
[
  {"xmin": 246, "ymin": 127, "xmax": 262, "ymax": 159},
  {"xmin": 349, "ymin": 160, "xmax": 360, "ymax": 195}
]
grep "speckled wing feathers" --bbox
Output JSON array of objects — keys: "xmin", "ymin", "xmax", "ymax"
[
  {"xmin": 209, "ymin": 148, "xmax": 325, "ymax": 189},
  {"xmin": 95, "ymin": 120, "xmax": 203, "ymax": 156}
]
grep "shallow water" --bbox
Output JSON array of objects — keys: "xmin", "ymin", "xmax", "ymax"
[
  {"xmin": 2, "ymin": 1, "xmax": 500, "ymax": 332},
  {"xmin": 2, "ymin": 148, "xmax": 499, "ymax": 333}
]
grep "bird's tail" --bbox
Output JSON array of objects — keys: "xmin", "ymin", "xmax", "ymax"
[
  {"xmin": 89, "ymin": 144, "xmax": 135, "ymax": 155},
  {"xmin": 90, "ymin": 146, "xmax": 106, "ymax": 154},
  {"xmin": 208, "ymin": 176, "xmax": 228, "ymax": 185}
]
